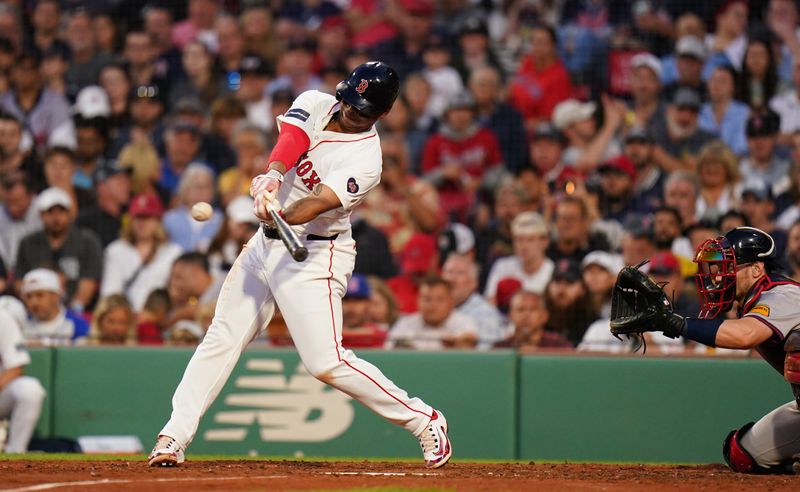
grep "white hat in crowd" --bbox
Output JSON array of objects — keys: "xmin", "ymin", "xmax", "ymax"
[
  {"xmin": 21, "ymin": 269, "xmax": 63, "ymax": 296},
  {"xmin": 581, "ymin": 251, "xmax": 624, "ymax": 275},
  {"xmin": 675, "ymin": 36, "xmax": 707, "ymax": 60},
  {"xmin": 73, "ymin": 86, "xmax": 111, "ymax": 119},
  {"xmin": 0, "ymin": 295, "xmax": 27, "ymax": 327},
  {"xmin": 552, "ymin": 99, "xmax": 597, "ymax": 131},
  {"xmin": 36, "ymin": 187, "xmax": 73, "ymax": 212},
  {"xmin": 510, "ymin": 212, "xmax": 549, "ymax": 237},
  {"xmin": 448, "ymin": 222, "xmax": 475, "ymax": 254},
  {"xmin": 630, "ymin": 53, "xmax": 663, "ymax": 80},
  {"xmin": 226, "ymin": 196, "xmax": 260, "ymax": 225}
]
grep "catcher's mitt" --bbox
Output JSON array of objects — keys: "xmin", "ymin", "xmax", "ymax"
[{"xmin": 610, "ymin": 261, "xmax": 682, "ymax": 339}]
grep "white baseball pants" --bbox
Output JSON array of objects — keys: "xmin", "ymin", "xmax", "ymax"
[
  {"xmin": 0, "ymin": 376, "xmax": 46, "ymax": 453},
  {"xmin": 160, "ymin": 231, "xmax": 433, "ymax": 449}
]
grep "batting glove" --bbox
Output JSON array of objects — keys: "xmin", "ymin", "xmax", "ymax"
[{"xmin": 251, "ymin": 170, "xmax": 283, "ymax": 221}]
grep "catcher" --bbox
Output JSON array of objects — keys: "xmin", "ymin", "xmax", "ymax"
[{"xmin": 611, "ymin": 226, "xmax": 800, "ymax": 474}]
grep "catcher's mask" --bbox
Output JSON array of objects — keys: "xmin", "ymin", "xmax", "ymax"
[{"xmin": 694, "ymin": 236, "xmax": 737, "ymax": 318}]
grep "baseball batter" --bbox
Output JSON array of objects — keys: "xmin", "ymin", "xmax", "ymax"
[
  {"xmin": 611, "ymin": 226, "xmax": 800, "ymax": 474},
  {"xmin": 148, "ymin": 62, "xmax": 452, "ymax": 468}
]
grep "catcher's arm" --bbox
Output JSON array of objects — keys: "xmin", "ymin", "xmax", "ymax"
[{"xmin": 610, "ymin": 262, "xmax": 773, "ymax": 349}]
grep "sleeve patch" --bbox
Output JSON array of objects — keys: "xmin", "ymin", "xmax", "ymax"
[
  {"xmin": 749, "ymin": 305, "xmax": 770, "ymax": 317},
  {"xmin": 285, "ymin": 108, "xmax": 310, "ymax": 122},
  {"xmin": 346, "ymin": 177, "xmax": 360, "ymax": 194}
]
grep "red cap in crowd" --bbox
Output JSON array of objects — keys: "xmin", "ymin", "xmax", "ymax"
[
  {"xmin": 598, "ymin": 155, "xmax": 636, "ymax": 180},
  {"xmin": 321, "ymin": 15, "xmax": 348, "ymax": 31},
  {"xmin": 401, "ymin": 0, "xmax": 434, "ymax": 16},
  {"xmin": 649, "ymin": 252, "xmax": 681, "ymax": 276},
  {"xmin": 495, "ymin": 277, "xmax": 523, "ymax": 313},
  {"xmin": 402, "ymin": 233, "xmax": 437, "ymax": 275},
  {"xmin": 129, "ymin": 193, "xmax": 164, "ymax": 218}
]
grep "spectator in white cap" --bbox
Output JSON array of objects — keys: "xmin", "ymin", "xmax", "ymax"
[
  {"xmin": 73, "ymin": 85, "xmax": 111, "ymax": 120},
  {"xmin": 15, "ymin": 187, "xmax": 103, "ymax": 313},
  {"xmin": 580, "ymin": 250, "xmax": 623, "ymax": 320},
  {"xmin": 208, "ymin": 196, "xmax": 261, "ymax": 280},
  {"xmin": 484, "ymin": 211, "xmax": 554, "ymax": 303},
  {"xmin": 628, "ymin": 53, "xmax": 666, "ymax": 137},
  {"xmin": 20, "ymin": 268, "xmax": 88, "ymax": 346},
  {"xmin": 554, "ymin": 96, "xmax": 624, "ymax": 173},
  {"xmin": 663, "ymin": 36, "xmax": 708, "ymax": 102},
  {"xmin": 0, "ymin": 295, "xmax": 46, "ymax": 453},
  {"xmin": 441, "ymin": 253, "xmax": 505, "ymax": 350}
]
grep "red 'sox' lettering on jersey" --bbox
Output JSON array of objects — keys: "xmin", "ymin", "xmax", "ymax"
[
  {"xmin": 356, "ymin": 79, "xmax": 368, "ymax": 94},
  {"xmin": 296, "ymin": 160, "xmax": 322, "ymax": 191}
]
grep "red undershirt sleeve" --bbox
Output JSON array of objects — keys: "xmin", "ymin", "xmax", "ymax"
[{"xmin": 267, "ymin": 122, "xmax": 311, "ymax": 171}]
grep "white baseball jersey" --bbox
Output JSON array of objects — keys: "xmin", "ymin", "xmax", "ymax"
[
  {"xmin": 0, "ymin": 310, "xmax": 30, "ymax": 372},
  {"xmin": 276, "ymin": 90, "xmax": 383, "ymax": 237}
]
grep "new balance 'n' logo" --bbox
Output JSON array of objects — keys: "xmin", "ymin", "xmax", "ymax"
[{"xmin": 204, "ymin": 359, "xmax": 354, "ymax": 442}]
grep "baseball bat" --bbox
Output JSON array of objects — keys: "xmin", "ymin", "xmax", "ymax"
[{"xmin": 267, "ymin": 204, "xmax": 308, "ymax": 262}]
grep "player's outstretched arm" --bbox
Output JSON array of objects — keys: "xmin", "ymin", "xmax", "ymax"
[
  {"xmin": 281, "ymin": 183, "xmax": 342, "ymax": 225},
  {"xmin": 713, "ymin": 317, "xmax": 775, "ymax": 349}
]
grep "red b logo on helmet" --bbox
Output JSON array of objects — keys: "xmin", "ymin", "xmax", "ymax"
[{"xmin": 355, "ymin": 79, "xmax": 368, "ymax": 94}]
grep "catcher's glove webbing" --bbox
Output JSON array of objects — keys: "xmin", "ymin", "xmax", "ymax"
[{"xmin": 610, "ymin": 261, "xmax": 685, "ymax": 341}]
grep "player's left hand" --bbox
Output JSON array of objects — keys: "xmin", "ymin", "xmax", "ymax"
[
  {"xmin": 251, "ymin": 170, "xmax": 283, "ymax": 221},
  {"xmin": 610, "ymin": 262, "xmax": 685, "ymax": 339},
  {"xmin": 253, "ymin": 190, "xmax": 275, "ymax": 222}
]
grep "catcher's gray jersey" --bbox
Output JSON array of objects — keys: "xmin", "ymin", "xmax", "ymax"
[{"xmin": 741, "ymin": 283, "xmax": 800, "ymax": 374}]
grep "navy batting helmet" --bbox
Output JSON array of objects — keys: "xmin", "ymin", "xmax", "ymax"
[{"xmin": 335, "ymin": 61, "xmax": 400, "ymax": 117}]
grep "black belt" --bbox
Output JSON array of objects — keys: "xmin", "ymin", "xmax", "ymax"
[{"xmin": 261, "ymin": 224, "xmax": 338, "ymax": 241}]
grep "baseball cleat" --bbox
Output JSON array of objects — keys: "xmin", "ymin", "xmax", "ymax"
[
  {"xmin": 148, "ymin": 435, "xmax": 185, "ymax": 467},
  {"xmin": 418, "ymin": 410, "xmax": 452, "ymax": 468}
]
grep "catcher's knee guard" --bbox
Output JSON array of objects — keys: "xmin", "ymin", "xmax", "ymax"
[
  {"xmin": 723, "ymin": 423, "xmax": 759, "ymax": 473},
  {"xmin": 723, "ymin": 423, "xmax": 793, "ymax": 474},
  {"xmin": 784, "ymin": 330, "xmax": 800, "ymax": 408}
]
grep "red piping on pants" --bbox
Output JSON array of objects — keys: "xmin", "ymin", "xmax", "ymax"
[{"xmin": 325, "ymin": 241, "xmax": 431, "ymax": 419}]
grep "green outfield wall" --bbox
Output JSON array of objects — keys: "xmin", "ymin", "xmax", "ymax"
[
  {"xmin": 27, "ymin": 348, "xmax": 52, "ymax": 436},
  {"xmin": 26, "ymin": 348, "xmax": 795, "ymax": 463}
]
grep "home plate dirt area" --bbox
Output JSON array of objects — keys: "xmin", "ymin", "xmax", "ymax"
[{"xmin": 0, "ymin": 460, "xmax": 799, "ymax": 491}]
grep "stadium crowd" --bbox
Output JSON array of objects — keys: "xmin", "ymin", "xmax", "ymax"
[{"xmin": 0, "ymin": 0, "xmax": 799, "ymax": 355}]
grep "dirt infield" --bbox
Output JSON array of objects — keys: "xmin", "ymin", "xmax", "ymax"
[{"xmin": 0, "ymin": 460, "xmax": 798, "ymax": 491}]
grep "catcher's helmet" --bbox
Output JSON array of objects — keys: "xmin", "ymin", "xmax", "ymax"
[
  {"xmin": 724, "ymin": 226, "xmax": 776, "ymax": 264},
  {"xmin": 693, "ymin": 226, "xmax": 775, "ymax": 318},
  {"xmin": 335, "ymin": 61, "xmax": 399, "ymax": 117}
]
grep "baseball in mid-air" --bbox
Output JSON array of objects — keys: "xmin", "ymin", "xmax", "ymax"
[{"xmin": 191, "ymin": 201, "xmax": 213, "ymax": 221}]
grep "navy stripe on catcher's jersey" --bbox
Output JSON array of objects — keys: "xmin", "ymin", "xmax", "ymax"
[{"xmin": 285, "ymin": 108, "xmax": 310, "ymax": 121}]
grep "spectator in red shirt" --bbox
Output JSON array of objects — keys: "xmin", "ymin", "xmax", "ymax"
[
  {"xmin": 422, "ymin": 93, "xmax": 504, "ymax": 221},
  {"xmin": 508, "ymin": 23, "xmax": 573, "ymax": 130},
  {"xmin": 386, "ymin": 233, "xmax": 438, "ymax": 314}
]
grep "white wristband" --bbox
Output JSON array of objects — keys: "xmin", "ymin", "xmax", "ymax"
[{"xmin": 266, "ymin": 169, "xmax": 284, "ymax": 182}]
